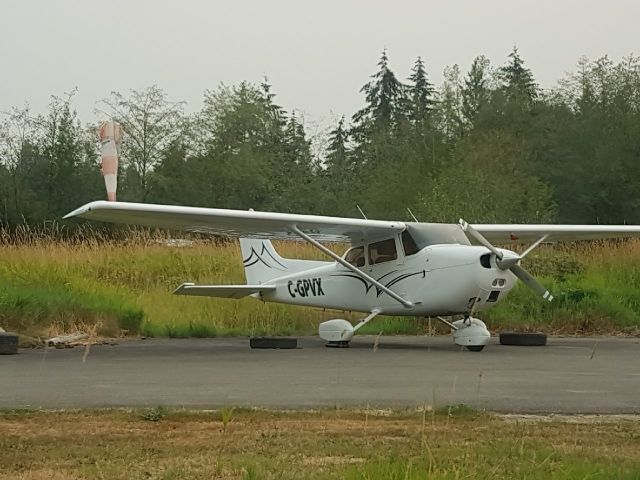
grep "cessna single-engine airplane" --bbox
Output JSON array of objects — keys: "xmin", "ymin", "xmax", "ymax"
[{"xmin": 65, "ymin": 201, "xmax": 640, "ymax": 351}]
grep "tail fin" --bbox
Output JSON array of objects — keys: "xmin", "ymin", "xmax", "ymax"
[{"xmin": 239, "ymin": 238, "xmax": 327, "ymax": 284}]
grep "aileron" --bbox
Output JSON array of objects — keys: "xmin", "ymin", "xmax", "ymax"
[{"xmin": 472, "ymin": 224, "xmax": 640, "ymax": 243}]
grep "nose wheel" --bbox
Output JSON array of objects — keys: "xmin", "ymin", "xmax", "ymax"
[
  {"xmin": 463, "ymin": 316, "xmax": 486, "ymax": 351},
  {"xmin": 437, "ymin": 315, "xmax": 491, "ymax": 351}
]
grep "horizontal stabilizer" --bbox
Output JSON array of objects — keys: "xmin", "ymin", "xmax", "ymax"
[{"xmin": 173, "ymin": 283, "xmax": 275, "ymax": 299}]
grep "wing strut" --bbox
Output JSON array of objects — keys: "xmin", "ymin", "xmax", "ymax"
[{"xmin": 289, "ymin": 225, "xmax": 414, "ymax": 309}]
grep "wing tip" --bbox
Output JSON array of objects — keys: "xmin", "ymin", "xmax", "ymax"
[
  {"xmin": 173, "ymin": 282, "xmax": 195, "ymax": 295},
  {"xmin": 63, "ymin": 200, "xmax": 112, "ymax": 219},
  {"xmin": 63, "ymin": 205, "xmax": 90, "ymax": 219}
]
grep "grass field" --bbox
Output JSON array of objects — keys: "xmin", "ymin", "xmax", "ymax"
[
  {"xmin": 1, "ymin": 226, "xmax": 640, "ymax": 340},
  {"xmin": 1, "ymin": 408, "xmax": 639, "ymax": 479}
]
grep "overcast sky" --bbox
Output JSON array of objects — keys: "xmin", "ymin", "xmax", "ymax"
[{"xmin": 2, "ymin": 0, "xmax": 639, "ymax": 128}]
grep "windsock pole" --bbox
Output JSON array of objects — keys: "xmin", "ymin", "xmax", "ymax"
[{"xmin": 98, "ymin": 121, "xmax": 123, "ymax": 201}]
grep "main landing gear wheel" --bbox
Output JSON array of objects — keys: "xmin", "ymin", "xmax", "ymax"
[
  {"xmin": 325, "ymin": 340, "xmax": 350, "ymax": 348},
  {"xmin": 318, "ymin": 311, "xmax": 381, "ymax": 348},
  {"xmin": 466, "ymin": 345, "xmax": 485, "ymax": 352},
  {"xmin": 319, "ymin": 319, "xmax": 354, "ymax": 347}
]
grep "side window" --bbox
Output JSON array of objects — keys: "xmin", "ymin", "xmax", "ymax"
[
  {"xmin": 344, "ymin": 246, "xmax": 365, "ymax": 267},
  {"xmin": 368, "ymin": 238, "xmax": 398, "ymax": 265},
  {"xmin": 402, "ymin": 230, "xmax": 420, "ymax": 256}
]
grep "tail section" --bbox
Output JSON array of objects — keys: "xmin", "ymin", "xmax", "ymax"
[{"xmin": 239, "ymin": 238, "xmax": 327, "ymax": 284}]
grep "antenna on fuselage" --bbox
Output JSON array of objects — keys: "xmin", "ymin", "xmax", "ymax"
[
  {"xmin": 406, "ymin": 208, "xmax": 419, "ymax": 222},
  {"xmin": 356, "ymin": 204, "xmax": 368, "ymax": 220}
]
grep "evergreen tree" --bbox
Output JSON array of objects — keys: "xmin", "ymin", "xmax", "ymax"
[
  {"xmin": 38, "ymin": 91, "xmax": 86, "ymax": 218},
  {"xmin": 281, "ymin": 112, "xmax": 320, "ymax": 212},
  {"xmin": 0, "ymin": 105, "xmax": 40, "ymax": 223},
  {"xmin": 407, "ymin": 56, "xmax": 436, "ymax": 124},
  {"xmin": 284, "ymin": 112, "xmax": 312, "ymax": 168},
  {"xmin": 461, "ymin": 55, "xmax": 491, "ymax": 128},
  {"xmin": 325, "ymin": 116, "xmax": 350, "ymax": 175},
  {"xmin": 499, "ymin": 47, "xmax": 538, "ymax": 103},
  {"xmin": 351, "ymin": 50, "xmax": 407, "ymax": 139},
  {"xmin": 436, "ymin": 64, "xmax": 464, "ymax": 140},
  {"xmin": 320, "ymin": 116, "xmax": 354, "ymax": 215},
  {"xmin": 260, "ymin": 76, "xmax": 287, "ymax": 141}
]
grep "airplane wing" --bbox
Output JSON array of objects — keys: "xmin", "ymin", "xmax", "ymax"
[
  {"xmin": 173, "ymin": 283, "xmax": 275, "ymax": 299},
  {"xmin": 64, "ymin": 201, "xmax": 405, "ymax": 243},
  {"xmin": 473, "ymin": 224, "xmax": 640, "ymax": 243},
  {"xmin": 64, "ymin": 201, "xmax": 640, "ymax": 245}
]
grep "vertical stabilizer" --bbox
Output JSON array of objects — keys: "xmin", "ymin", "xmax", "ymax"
[
  {"xmin": 239, "ymin": 238, "xmax": 289, "ymax": 284},
  {"xmin": 239, "ymin": 238, "xmax": 328, "ymax": 284}
]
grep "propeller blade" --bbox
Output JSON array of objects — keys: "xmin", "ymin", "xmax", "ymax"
[
  {"xmin": 520, "ymin": 234, "xmax": 549, "ymax": 258},
  {"xmin": 459, "ymin": 219, "xmax": 503, "ymax": 260},
  {"xmin": 510, "ymin": 264, "xmax": 554, "ymax": 302}
]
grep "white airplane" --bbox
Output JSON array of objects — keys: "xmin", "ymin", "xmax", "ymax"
[{"xmin": 65, "ymin": 201, "xmax": 640, "ymax": 351}]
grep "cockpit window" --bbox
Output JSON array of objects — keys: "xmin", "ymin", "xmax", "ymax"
[
  {"xmin": 368, "ymin": 238, "xmax": 398, "ymax": 265},
  {"xmin": 344, "ymin": 246, "xmax": 365, "ymax": 267},
  {"xmin": 401, "ymin": 230, "xmax": 419, "ymax": 256}
]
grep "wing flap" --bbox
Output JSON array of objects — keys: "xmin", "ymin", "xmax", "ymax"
[
  {"xmin": 173, "ymin": 283, "xmax": 276, "ymax": 299},
  {"xmin": 64, "ymin": 201, "xmax": 405, "ymax": 243}
]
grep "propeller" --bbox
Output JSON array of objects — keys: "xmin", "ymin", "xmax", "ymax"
[{"xmin": 460, "ymin": 219, "xmax": 553, "ymax": 302}]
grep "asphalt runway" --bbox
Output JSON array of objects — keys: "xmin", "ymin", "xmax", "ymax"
[{"xmin": 1, "ymin": 336, "xmax": 639, "ymax": 413}]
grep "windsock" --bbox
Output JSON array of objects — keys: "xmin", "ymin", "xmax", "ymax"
[{"xmin": 98, "ymin": 121, "xmax": 123, "ymax": 201}]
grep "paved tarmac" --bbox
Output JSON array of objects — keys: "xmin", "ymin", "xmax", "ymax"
[{"xmin": 1, "ymin": 336, "xmax": 639, "ymax": 413}]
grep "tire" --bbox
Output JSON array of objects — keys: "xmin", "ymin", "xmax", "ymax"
[
  {"xmin": 325, "ymin": 341, "xmax": 350, "ymax": 348},
  {"xmin": 466, "ymin": 345, "xmax": 485, "ymax": 352},
  {"xmin": 0, "ymin": 332, "xmax": 19, "ymax": 354},
  {"xmin": 249, "ymin": 337, "xmax": 297, "ymax": 349},
  {"xmin": 499, "ymin": 332, "xmax": 547, "ymax": 346}
]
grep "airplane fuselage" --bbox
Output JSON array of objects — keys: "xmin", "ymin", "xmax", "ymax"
[{"xmin": 258, "ymin": 244, "xmax": 518, "ymax": 316}]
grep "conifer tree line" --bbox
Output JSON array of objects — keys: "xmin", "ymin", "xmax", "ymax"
[{"xmin": 1, "ymin": 47, "xmax": 640, "ymax": 227}]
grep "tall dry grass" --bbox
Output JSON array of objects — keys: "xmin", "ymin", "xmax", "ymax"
[
  {"xmin": 0, "ymin": 224, "xmax": 639, "ymax": 338},
  {"xmin": 0, "ymin": 225, "xmax": 353, "ymax": 338}
]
